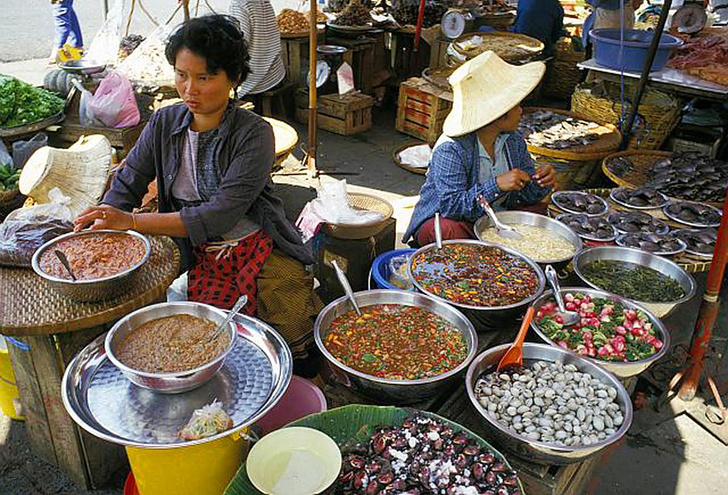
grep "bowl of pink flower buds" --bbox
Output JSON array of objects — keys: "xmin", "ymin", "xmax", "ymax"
[{"xmin": 529, "ymin": 288, "xmax": 670, "ymax": 378}]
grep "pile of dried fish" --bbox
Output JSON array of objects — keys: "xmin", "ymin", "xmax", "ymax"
[
  {"xmin": 556, "ymin": 214, "xmax": 617, "ymax": 241},
  {"xmin": 647, "ymin": 152, "xmax": 728, "ymax": 203},
  {"xmin": 674, "ymin": 228, "xmax": 717, "ymax": 257},
  {"xmin": 551, "ymin": 191, "xmax": 608, "ymax": 216},
  {"xmin": 664, "ymin": 201, "xmax": 722, "ymax": 227},
  {"xmin": 610, "ymin": 187, "xmax": 667, "ymax": 209},
  {"xmin": 616, "ymin": 233, "xmax": 686, "ymax": 255},
  {"xmin": 605, "ymin": 155, "xmax": 634, "ymax": 178},
  {"xmin": 392, "ymin": 2, "xmax": 446, "ymax": 28},
  {"xmin": 607, "ymin": 211, "xmax": 669, "ymax": 235},
  {"xmin": 518, "ymin": 111, "xmax": 604, "ymax": 150},
  {"xmin": 334, "ymin": 0, "xmax": 373, "ymax": 26}
]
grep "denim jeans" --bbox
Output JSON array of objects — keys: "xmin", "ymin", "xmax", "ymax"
[{"xmin": 53, "ymin": 0, "xmax": 83, "ymax": 49}]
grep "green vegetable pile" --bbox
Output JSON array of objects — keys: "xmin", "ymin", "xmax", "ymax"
[
  {"xmin": 0, "ymin": 74, "xmax": 65, "ymax": 129},
  {"xmin": 0, "ymin": 162, "xmax": 20, "ymax": 192}
]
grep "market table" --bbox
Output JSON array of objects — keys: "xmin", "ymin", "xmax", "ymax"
[
  {"xmin": 578, "ymin": 58, "xmax": 728, "ymax": 101},
  {"xmin": 0, "ymin": 235, "xmax": 180, "ymax": 489}
]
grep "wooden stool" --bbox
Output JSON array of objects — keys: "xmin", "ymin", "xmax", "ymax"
[{"xmin": 250, "ymin": 82, "xmax": 297, "ymax": 119}]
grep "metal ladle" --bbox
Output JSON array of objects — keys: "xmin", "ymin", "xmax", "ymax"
[
  {"xmin": 545, "ymin": 265, "xmax": 580, "ymax": 327},
  {"xmin": 204, "ymin": 294, "xmax": 248, "ymax": 344},
  {"xmin": 332, "ymin": 260, "xmax": 362, "ymax": 316},
  {"xmin": 476, "ymin": 195, "xmax": 523, "ymax": 240},
  {"xmin": 434, "ymin": 211, "xmax": 443, "ymax": 249},
  {"xmin": 54, "ymin": 250, "xmax": 77, "ymax": 281}
]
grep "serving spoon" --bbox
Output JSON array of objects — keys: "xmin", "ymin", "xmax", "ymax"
[
  {"xmin": 204, "ymin": 294, "xmax": 248, "ymax": 344},
  {"xmin": 545, "ymin": 265, "xmax": 580, "ymax": 327},
  {"xmin": 476, "ymin": 195, "xmax": 522, "ymax": 240},
  {"xmin": 332, "ymin": 260, "xmax": 362, "ymax": 316},
  {"xmin": 434, "ymin": 211, "xmax": 443, "ymax": 249},
  {"xmin": 54, "ymin": 250, "xmax": 77, "ymax": 281}
]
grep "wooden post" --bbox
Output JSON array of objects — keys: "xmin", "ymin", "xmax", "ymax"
[
  {"xmin": 307, "ymin": 0, "xmax": 318, "ymax": 177},
  {"xmin": 677, "ymin": 196, "xmax": 728, "ymax": 401},
  {"xmin": 182, "ymin": 0, "xmax": 190, "ymax": 21}
]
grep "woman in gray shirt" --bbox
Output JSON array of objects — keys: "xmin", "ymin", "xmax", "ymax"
[{"xmin": 74, "ymin": 15, "xmax": 323, "ymax": 372}]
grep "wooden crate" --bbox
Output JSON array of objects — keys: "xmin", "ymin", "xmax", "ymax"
[
  {"xmin": 295, "ymin": 90, "xmax": 373, "ymax": 136},
  {"xmin": 281, "ymin": 37, "xmax": 313, "ymax": 86},
  {"xmin": 325, "ymin": 35, "xmax": 377, "ymax": 94},
  {"xmin": 396, "ymin": 77, "xmax": 453, "ymax": 143}
]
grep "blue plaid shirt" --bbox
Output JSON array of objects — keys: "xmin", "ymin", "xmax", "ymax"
[{"xmin": 403, "ymin": 131, "xmax": 550, "ymax": 243}]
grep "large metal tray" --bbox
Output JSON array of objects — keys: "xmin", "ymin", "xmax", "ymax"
[
  {"xmin": 62, "ymin": 313, "xmax": 292, "ymax": 448},
  {"xmin": 0, "ymin": 111, "xmax": 65, "ymax": 138}
]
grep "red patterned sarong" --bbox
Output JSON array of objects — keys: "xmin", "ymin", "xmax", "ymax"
[{"xmin": 187, "ymin": 230, "xmax": 274, "ymax": 314}]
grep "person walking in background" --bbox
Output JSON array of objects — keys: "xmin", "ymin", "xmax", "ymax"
[
  {"xmin": 50, "ymin": 0, "xmax": 84, "ymax": 64},
  {"xmin": 512, "ymin": 0, "xmax": 564, "ymax": 57},
  {"xmin": 228, "ymin": 0, "xmax": 285, "ymax": 98},
  {"xmin": 588, "ymin": 0, "xmax": 644, "ymax": 30}
]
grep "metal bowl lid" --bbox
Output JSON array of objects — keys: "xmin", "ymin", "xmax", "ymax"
[{"xmin": 62, "ymin": 314, "xmax": 292, "ymax": 448}]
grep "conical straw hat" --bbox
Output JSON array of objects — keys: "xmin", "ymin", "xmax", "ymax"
[
  {"xmin": 19, "ymin": 135, "xmax": 113, "ymax": 217},
  {"xmin": 443, "ymin": 51, "xmax": 546, "ymax": 137}
]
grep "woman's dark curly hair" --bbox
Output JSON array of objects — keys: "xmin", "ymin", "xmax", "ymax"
[{"xmin": 165, "ymin": 15, "xmax": 250, "ymax": 87}]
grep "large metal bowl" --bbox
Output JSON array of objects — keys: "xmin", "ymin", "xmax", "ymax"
[
  {"xmin": 105, "ymin": 302, "xmax": 238, "ymax": 394},
  {"xmin": 530, "ymin": 287, "xmax": 670, "ymax": 378},
  {"xmin": 465, "ymin": 343, "xmax": 633, "ymax": 465},
  {"xmin": 573, "ymin": 246, "xmax": 696, "ymax": 318},
  {"xmin": 31, "ymin": 229, "xmax": 151, "ymax": 302},
  {"xmin": 408, "ymin": 239, "xmax": 546, "ymax": 312},
  {"xmin": 474, "ymin": 211, "xmax": 582, "ymax": 271},
  {"xmin": 314, "ymin": 290, "xmax": 478, "ymax": 403}
]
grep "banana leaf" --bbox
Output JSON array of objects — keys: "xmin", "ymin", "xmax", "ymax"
[{"xmin": 224, "ymin": 404, "xmax": 524, "ymax": 494}]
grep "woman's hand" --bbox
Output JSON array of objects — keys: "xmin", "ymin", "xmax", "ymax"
[
  {"xmin": 74, "ymin": 205, "xmax": 133, "ymax": 232},
  {"xmin": 496, "ymin": 169, "xmax": 532, "ymax": 192},
  {"xmin": 533, "ymin": 163, "xmax": 557, "ymax": 189}
]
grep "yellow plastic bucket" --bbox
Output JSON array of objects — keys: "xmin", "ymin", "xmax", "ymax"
[
  {"xmin": 126, "ymin": 431, "xmax": 249, "ymax": 495},
  {"xmin": 0, "ymin": 337, "xmax": 23, "ymax": 420}
]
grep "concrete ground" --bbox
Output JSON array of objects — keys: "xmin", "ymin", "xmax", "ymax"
[{"xmin": 1, "ymin": 59, "xmax": 727, "ymax": 495}]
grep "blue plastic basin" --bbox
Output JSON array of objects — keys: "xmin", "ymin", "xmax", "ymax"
[
  {"xmin": 370, "ymin": 248, "xmax": 416, "ymax": 290},
  {"xmin": 590, "ymin": 28, "xmax": 682, "ymax": 73}
]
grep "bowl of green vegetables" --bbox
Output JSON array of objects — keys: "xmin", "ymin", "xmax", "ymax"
[{"xmin": 573, "ymin": 246, "xmax": 695, "ymax": 318}]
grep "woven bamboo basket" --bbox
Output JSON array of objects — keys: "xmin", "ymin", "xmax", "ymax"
[
  {"xmin": 542, "ymin": 38, "xmax": 587, "ymax": 100},
  {"xmin": 450, "ymin": 31, "xmax": 544, "ymax": 65},
  {"xmin": 322, "ymin": 193, "xmax": 394, "ymax": 240},
  {"xmin": 571, "ymin": 82, "xmax": 681, "ymax": 150},
  {"xmin": 392, "ymin": 141, "xmax": 430, "ymax": 176}
]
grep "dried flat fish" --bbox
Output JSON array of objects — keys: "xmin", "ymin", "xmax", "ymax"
[
  {"xmin": 616, "ymin": 232, "xmax": 686, "ymax": 256},
  {"xmin": 674, "ymin": 228, "xmax": 717, "ymax": 257},
  {"xmin": 664, "ymin": 201, "xmax": 722, "ymax": 227},
  {"xmin": 556, "ymin": 213, "xmax": 617, "ymax": 241},
  {"xmin": 645, "ymin": 152, "xmax": 728, "ymax": 203},
  {"xmin": 551, "ymin": 191, "xmax": 608, "ymax": 216},
  {"xmin": 519, "ymin": 110, "xmax": 604, "ymax": 150},
  {"xmin": 608, "ymin": 211, "xmax": 669, "ymax": 235},
  {"xmin": 610, "ymin": 187, "xmax": 667, "ymax": 209}
]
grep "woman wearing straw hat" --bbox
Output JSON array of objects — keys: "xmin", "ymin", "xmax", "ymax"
[
  {"xmin": 73, "ymin": 15, "xmax": 323, "ymax": 376},
  {"xmin": 403, "ymin": 51, "xmax": 557, "ymax": 247}
]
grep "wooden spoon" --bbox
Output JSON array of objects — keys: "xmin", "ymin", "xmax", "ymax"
[{"xmin": 497, "ymin": 306, "xmax": 535, "ymax": 371}]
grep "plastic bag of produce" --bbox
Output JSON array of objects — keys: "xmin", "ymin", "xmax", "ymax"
[
  {"xmin": 178, "ymin": 400, "xmax": 233, "ymax": 440},
  {"xmin": 0, "ymin": 141, "xmax": 11, "ymax": 166},
  {"xmin": 12, "ymin": 133, "xmax": 48, "ymax": 169},
  {"xmin": 0, "ymin": 188, "xmax": 74, "ymax": 267},
  {"xmin": 88, "ymin": 71, "xmax": 140, "ymax": 128}
]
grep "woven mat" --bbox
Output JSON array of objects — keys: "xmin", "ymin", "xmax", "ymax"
[
  {"xmin": 547, "ymin": 188, "xmax": 712, "ymax": 274},
  {"xmin": 0, "ymin": 236, "xmax": 180, "ymax": 336}
]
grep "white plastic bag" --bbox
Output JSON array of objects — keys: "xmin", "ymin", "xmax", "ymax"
[
  {"xmin": 310, "ymin": 180, "xmax": 383, "ymax": 225},
  {"xmin": 85, "ymin": 0, "xmax": 125, "ymax": 65},
  {"xmin": 117, "ymin": 24, "xmax": 176, "ymax": 86},
  {"xmin": 88, "ymin": 71, "xmax": 141, "ymax": 128},
  {"xmin": 71, "ymin": 79, "xmax": 104, "ymax": 127}
]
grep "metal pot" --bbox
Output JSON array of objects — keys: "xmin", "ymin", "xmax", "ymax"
[
  {"xmin": 530, "ymin": 287, "xmax": 670, "ymax": 378},
  {"xmin": 31, "ymin": 229, "xmax": 151, "ymax": 302},
  {"xmin": 105, "ymin": 302, "xmax": 238, "ymax": 394},
  {"xmin": 408, "ymin": 239, "xmax": 546, "ymax": 312},
  {"xmin": 474, "ymin": 211, "xmax": 582, "ymax": 271},
  {"xmin": 314, "ymin": 290, "xmax": 478, "ymax": 403},
  {"xmin": 573, "ymin": 246, "xmax": 696, "ymax": 318},
  {"xmin": 465, "ymin": 343, "xmax": 633, "ymax": 465}
]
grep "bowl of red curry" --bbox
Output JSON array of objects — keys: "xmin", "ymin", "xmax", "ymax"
[
  {"xmin": 314, "ymin": 289, "xmax": 478, "ymax": 403},
  {"xmin": 105, "ymin": 301, "xmax": 238, "ymax": 394},
  {"xmin": 32, "ymin": 229, "xmax": 151, "ymax": 302},
  {"xmin": 408, "ymin": 240, "xmax": 545, "ymax": 314}
]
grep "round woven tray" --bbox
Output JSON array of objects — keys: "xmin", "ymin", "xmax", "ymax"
[
  {"xmin": 264, "ymin": 117, "xmax": 298, "ymax": 167},
  {"xmin": 522, "ymin": 107, "xmax": 622, "ymax": 161},
  {"xmin": 452, "ymin": 31, "xmax": 544, "ymax": 63},
  {"xmin": 322, "ymin": 193, "xmax": 394, "ymax": 240},
  {"xmin": 548, "ymin": 187, "xmax": 713, "ymax": 273},
  {"xmin": 0, "ymin": 111, "xmax": 65, "ymax": 138},
  {"xmin": 0, "ymin": 235, "xmax": 180, "ymax": 336},
  {"xmin": 601, "ymin": 150, "xmax": 724, "ymax": 208},
  {"xmin": 392, "ymin": 140, "xmax": 430, "ymax": 176}
]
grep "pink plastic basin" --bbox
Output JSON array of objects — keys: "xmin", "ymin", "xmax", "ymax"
[{"xmin": 255, "ymin": 375, "xmax": 327, "ymax": 436}]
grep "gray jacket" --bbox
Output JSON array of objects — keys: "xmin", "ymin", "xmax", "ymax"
[{"xmin": 103, "ymin": 102, "xmax": 313, "ymax": 269}]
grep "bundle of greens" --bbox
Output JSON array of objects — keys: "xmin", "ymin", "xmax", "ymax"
[{"xmin": 0, "ymin": 75, "xmax": 65, "ymax": 129}]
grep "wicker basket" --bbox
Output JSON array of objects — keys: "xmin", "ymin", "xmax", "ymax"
[
  {"xmin": 601, "ymin": 150, "xmax": 673, "ymax": 189},
  {"xmin": 392, "ymin": 141, "xmax": 430, "ymax": 176},
  {"xmin": 542, "ymin": 37, "xmax": 586, "ymax": 100},
  {"xmin": 322, "ymin": 193, "xmax": 394, "ymax": 240},
  {"xmin": 571, "ymin": 81, "xmax": 681, "ymax": 150}
]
